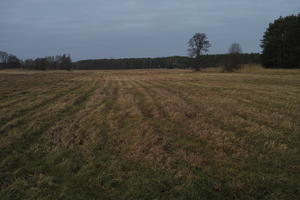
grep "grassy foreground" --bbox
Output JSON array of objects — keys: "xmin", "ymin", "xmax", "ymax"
[{"xmin": 0, "ymin": 68, "xmax": 300, "ymax": 199}]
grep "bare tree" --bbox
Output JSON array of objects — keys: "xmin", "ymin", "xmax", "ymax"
[
  {"xmin": 188, "ymin": 33, "xmax": 211, "ymax": 58},
  {"xmin": 229, "ymin": 43, "xmax": 242, "ymax": 54},
  {"xmin": 224, "ymin": 43, "xmax": 243, "ymax": 72},
  {"xmin": 0, "ymin": 51, "xmax": 8, "ymax": 63}
]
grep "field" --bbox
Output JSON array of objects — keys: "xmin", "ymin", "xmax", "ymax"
[{"xmin": 1, "ymin": 68, "xmax": 300, "ymax": 199}]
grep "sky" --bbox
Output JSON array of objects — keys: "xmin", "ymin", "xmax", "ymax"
[{"xmin": 0, "ymin": 0, "xmax": 299, "ymax": 61}]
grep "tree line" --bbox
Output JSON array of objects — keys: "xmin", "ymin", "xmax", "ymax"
[
  {"xmin": 0, "ymin": 53, "xmax": 72, "ymax": 70},
  {"xmin": 22, "ymin": 55, "xmax": 72, "ymax": 70},
  {"xmin": 0, "ymin": 13, "xmax": 299, "ymax": 70},
  {"xmin": 0, "ymin": 51, "xmax": 21, "ymax": 69},
  {"xmin": 0, "ymin": 52, "xmax": 260, "ymax": 70},
  {"xmin": 74, "ymin": 54, "xmax": 260, "ymax": 70}
]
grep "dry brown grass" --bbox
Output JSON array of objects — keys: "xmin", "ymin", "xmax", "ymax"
[{"xmin": 1, "ymin": 68, "xmax": 300, "ymax": 199}]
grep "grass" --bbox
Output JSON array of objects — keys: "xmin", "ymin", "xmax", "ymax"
[{"xmin": 0, "ymin": 67, "xmax": 300, "ymax": 199}]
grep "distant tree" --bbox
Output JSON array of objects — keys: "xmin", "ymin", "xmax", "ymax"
[
  {"xmin": 24, "ymin": 59, "xmax": 35, "ymax": 69},
  {"xmin": 60, "ymin": 54, "xmax": 73, "ymax": 70},
  {"xmin": 188, "ymin": 33, "xmax": 211, "ymax": 70},
  {"xmin": 188, "ymin": 33, "xmax": 211, "ymax": 58},
  {"xmin": 22, "ymin": 54, "xmax": 73, "ymax": 70},
  {"xmin": 7, "ymin": 55, "xmax": 21, "ymax": 68},
  {"xmin": 261, "ymin": 14, "xmax": 300, "ymax": 68},
  {"xmin": 224, "ymin": 43, "xmax": 243, "ymax": 72},
  {"xmin": 229, "ymin": 43, "xmax": 242, "ymax": 54},
  {"xmin": 0, "ymin": 51, "xmax": 8, "ymax": 63},
  {"xmin": 34, "ymin": 58, "xmax": 48, "ymax": 70}
]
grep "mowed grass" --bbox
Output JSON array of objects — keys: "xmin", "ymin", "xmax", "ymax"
[{"xmin": 0, "ymin": 68, "xmax": 300, "ymax": 200}]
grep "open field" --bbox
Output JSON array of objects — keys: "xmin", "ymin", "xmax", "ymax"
[{"xmin": 1, "ymin": 68, "xmax": 300, "ymax": 199}]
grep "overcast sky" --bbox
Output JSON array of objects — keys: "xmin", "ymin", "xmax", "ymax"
[{"xmin": 1, "ymin": 0, "xmax": 299, "ymax": 61}]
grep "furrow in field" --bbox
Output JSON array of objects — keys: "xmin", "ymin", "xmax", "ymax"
[
  {"xmin": 0, "ymin": 80, "xmax": 74, "ymax": 110},
  {"xmin": 149, "ymin": 80, "xmax": 299, "ymax": 169},
  {"xmin": 0, "ymin": 81, "xmax": 98, "ymax": 150},
  {"xmin": 156, "ymin": 79, "xmax": 295, "ymax": 133},
  {"xmin": 112, "ymin": 79, "xmax": 172, "ymax": 165},
  {"xmin": 153, "ymin": 80, "xmax": 270, "ymax": 134},
  {"xmin": 0, "ymin": 84, "xmax": 83, "ymax": 132},
  {"xmin": 105, "ymin": 78, "xmax": 132, "ymax": 139},
  {"xmin": 167, "ymin": 78, "xmax": 300, "ymax": 126},
  {"xmin": 132, "ymin": 80, "xmax": 228, "ymax": 169},
  {"xmin": 114, "ymin": 79, "xmax": 212, "ymax": 173},
  {"xmin": 45, "ymin": 79, "xmax": 110, "ymax": 150},
  {"xmin": 0, "ymin": 83, "xmax": 78, "ymax": 117},
  {"xmin": 80, "ymin": 77, "xmax": 123, "ymax": 159},
  {"xmin": 101, "ymin": 78, "xmax": 164, "ymax": 163},
  {"xmin": 0, "ymin": 80, "xmax": 100, "ymax": 193},
  {"xmin": 0, "ymin": 73, "xmax": 77, "ymax": 103}
]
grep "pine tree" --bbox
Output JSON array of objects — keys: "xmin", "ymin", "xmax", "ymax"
[{"xmin": 261, "ymin": 14, "xmax": 300, "ymax": 68}]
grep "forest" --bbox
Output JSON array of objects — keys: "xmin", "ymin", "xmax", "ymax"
[{"xmin": 1, "ymin": 14, "xmax": 299, "ymax": 71}]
